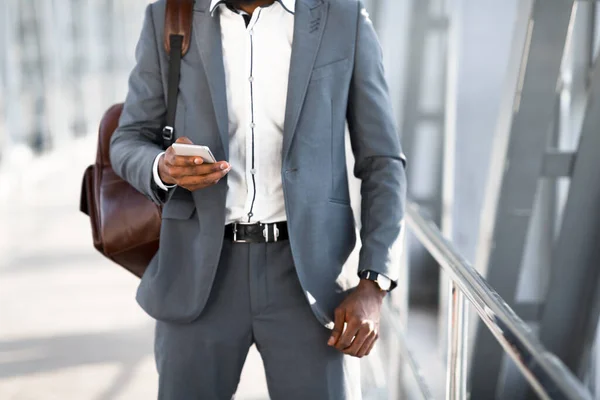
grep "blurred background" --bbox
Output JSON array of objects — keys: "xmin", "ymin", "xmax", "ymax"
[{"xmin": 2, "ymin": 0, "xmax": 600, "ymax": 399}]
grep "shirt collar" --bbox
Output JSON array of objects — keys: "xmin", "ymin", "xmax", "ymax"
[{"xmin": 209, "ymin": 0, "xmax": 295, "ymax": 16}]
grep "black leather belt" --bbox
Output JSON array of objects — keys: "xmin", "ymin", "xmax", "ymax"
[{"xmin": 224, "ymin": 222, "xmax": 289, "ymax": 243}]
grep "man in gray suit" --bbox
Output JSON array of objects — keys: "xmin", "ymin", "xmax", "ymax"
[{"xmin": 110, "ymin": 0, "xmax": 406, "ymax": 398}]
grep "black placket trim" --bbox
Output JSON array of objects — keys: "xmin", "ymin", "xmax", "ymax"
[{"xmin": 246, "ymin": 9, "xmax": 262, "ymax": 223}]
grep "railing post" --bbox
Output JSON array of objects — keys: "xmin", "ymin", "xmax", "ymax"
[{"xmin": 446, "ymin": 280, "xmax": 468, "ymax": 400}]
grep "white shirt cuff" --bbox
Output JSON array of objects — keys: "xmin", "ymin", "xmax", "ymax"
[{"xmin": 152, "ymin": 152, "xmax": 176, "ymax": 191}]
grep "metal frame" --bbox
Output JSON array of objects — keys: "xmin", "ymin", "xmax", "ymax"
[
  {"xmin": 536, "ymin": 51, "xmax": 600, "ymax": 378},
  {"xmin": 407, "ymin": 203, "xmax": 593, "ymax": 400},
  {"xmin": 470, "ymin": 1, "xmax": 574, "ymax": 397},
  {"xmin": 541, "ymin": 151, "xmax": 576, "ymax": 178},
  {"xmin": 445, "ymin": 281, "xmax": 467, "ymax": 399}
]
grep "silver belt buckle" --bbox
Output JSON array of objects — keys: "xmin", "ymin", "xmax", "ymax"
[{"xmin": 233, "ymin": 222, "xmax": 253, "ymax": 243}]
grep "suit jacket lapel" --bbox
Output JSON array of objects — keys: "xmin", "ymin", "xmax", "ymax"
[
  {"xmin": 282, "ymin": 0, "xmax": 327, "ymax": 161},
  {"xmin": 194, "ymin": 5, "xmax": 229, "ymax": 159}
]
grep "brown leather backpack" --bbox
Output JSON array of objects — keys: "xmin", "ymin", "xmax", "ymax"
[{"xmin": 80, "ymin": 0, "xmax": 193, "ymax": 278}]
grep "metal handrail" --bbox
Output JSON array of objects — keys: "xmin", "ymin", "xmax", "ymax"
[{"xmin": 406, "ymin": 202, "xmax": 593, "ymax": 400}]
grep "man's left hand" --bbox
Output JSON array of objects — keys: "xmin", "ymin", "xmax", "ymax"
[{"xmin": 328, "ymin": 279, "xmax": 386, "ymax": 358}]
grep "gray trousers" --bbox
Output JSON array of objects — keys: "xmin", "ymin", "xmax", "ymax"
[{"xmin": 155, "ymin": 240, "xmax": 361, "ymax": 400}]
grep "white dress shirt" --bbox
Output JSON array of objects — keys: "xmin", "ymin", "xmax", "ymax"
[
  {"xmin": 153, "ymin": 0, "xmax": 295, "ymax": 225},
  {"xmin": 151, "ymin": 0, "xmax": 392, "ymax": 288}
]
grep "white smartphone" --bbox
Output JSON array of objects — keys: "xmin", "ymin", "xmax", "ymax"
[{"xmin": 172, "ymin": 143, "xmax": 217, "ymax": 163}]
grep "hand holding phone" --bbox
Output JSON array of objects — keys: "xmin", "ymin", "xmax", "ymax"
[{"xmin": 158, "ymin": 137, "xmax": 231, "ymax": 191}]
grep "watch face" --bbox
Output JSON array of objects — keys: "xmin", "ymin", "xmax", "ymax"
[{"xmin": 377, "ymin": 276, "xmax": 391, "ymax": 291}]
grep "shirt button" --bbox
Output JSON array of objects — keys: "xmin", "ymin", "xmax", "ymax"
[
  {"xmin": 251, "ymin": 169, "xmax": 256, "ymax": 175},
  {"xmin": 249, "ymin": 29, "xmax": 254, "ymax": 35},
  {"xmin": 248, "ymin": 76, "xmax": 254, "ymax": 83},
  {"xmin": 250, "ymin": 123, "xmax": 256, "ymax": 129}
]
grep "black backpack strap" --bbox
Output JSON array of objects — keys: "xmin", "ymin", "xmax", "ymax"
[
  {"xmin": 161, "ymin": 0, "xmax": 193, "ymax": 150},
  {"xmin": 162, "ymin": 34, "xmax": 184, "ymax": 150}
]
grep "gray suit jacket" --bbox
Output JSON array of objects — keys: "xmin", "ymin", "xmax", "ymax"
[{"xmin": 110, "ymin": 0, "xmax": 407, "ymax": 326}]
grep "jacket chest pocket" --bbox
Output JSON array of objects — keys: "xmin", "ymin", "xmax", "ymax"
[{"xmin": 310, "ymin": 58, "xmax": 351, "ymax": 82}]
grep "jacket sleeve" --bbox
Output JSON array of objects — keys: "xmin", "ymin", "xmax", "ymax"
[
  {"xmin": 110, "ymin": 3, "xmax": 168, "ymax": 205},
  {"xmin": 347, "ymin": 2, "xmax": 408, "ymax": 283}
]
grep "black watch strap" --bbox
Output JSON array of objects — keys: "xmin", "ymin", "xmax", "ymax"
[{"xmin": 358, "ymin": 270, "xmax": 396, "ymax": 292}]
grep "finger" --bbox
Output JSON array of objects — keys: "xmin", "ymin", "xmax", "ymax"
[
  {"xmin": 164, "ymin": 145, "xmax": 197, "ymax": 167},
  {"xmin": 175, "ymin": 136, "xmax": 193, "ymax": 144},
  {"xmin": 163, "ymin": 146, "xmax": 176, "ymax": 165},
  {"xmin": 169, "ymin": 163, "xmax": 230, "ymax": 181},
  {"xmin": 171, "ymin": 137, "xmax": 196, "ymax": 163},
  {"xmin": 345, "ymin": 325, "xmax": 371, "ymax": 357},
  {"xmin": 181, "ymin": 162, "xmax": 230, "ymax": 178},
  {"xmin": 365, "ymin": 334, "xmax": 379, "ymax": 357},
  {"xmin": 166, "ymin": 154, "xmax": 203, "ymax": 168},
  {"xmin": 176, "ymin": 168, "xmax": 230, "ymax": 188},
  {"xmin": 335, "ymin": 318, "xmax": 360, "ymax": 351},
  {"xmin": 357, "ymin": 332, "xmax": 377, "ymax": 358},
  {"xmin": 328, "ymin": 308, "xmax": 346, "ymax": 346}
]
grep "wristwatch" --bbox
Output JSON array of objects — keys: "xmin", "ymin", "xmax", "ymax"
[{"xmin": 358, "ymin": 270, "xmax": 393, "ymax": 292}]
